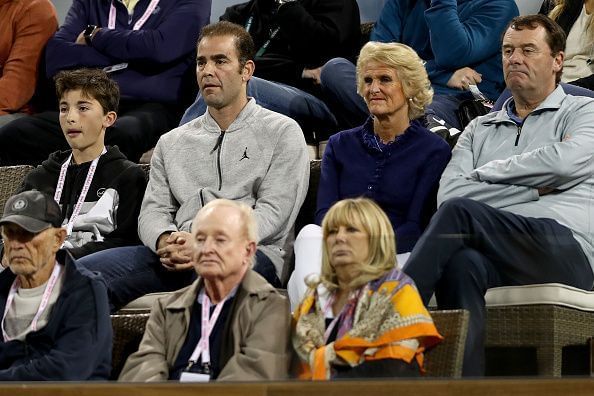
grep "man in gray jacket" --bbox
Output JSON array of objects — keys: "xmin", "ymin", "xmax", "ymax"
[
  {"xmin": 404, "ymin": 15, "xmax": 594, "ymax": 376},
  {"xmin": 79, "ymin": 21, "xmax": 309, "ymax": 310}
]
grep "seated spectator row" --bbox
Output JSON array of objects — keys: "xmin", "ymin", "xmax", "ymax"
[
  {"xmin": 6, "ymin": 0, "xmax": 594, "ymax": 159},
  {"xmin": 0, "ymin": 0, "xmax": 593, "ymax": 382}
]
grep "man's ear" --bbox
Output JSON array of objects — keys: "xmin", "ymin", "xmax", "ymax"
[
  {"xmin": 103, "ymin": 111, "xmax": 117, "ymax": 129},
  {"xmin": 553, "ymin": 50, "xmax": 564, "ymax": 74},
  {"xmin": 53, "ymin": 228, "xmax": 67, "ymax": 252},
  {"xmin": 242, "ymin": 60, "xmax": 255, "ymax": 82},
  {"xmin": 245, "ymin": 240, "xmax": 257, "ymax": 264}
]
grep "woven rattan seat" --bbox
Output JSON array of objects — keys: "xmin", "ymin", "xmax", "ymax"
[
  {"xmin": 425, "ymin": 309, "xmax": 469, "ymax": 378},
  {"xmin": 485, "ymin": 283, "xmax": 594, "ymax": 376},
  {"xmin": 111, "ymin": 313, "xmax": 150, "ymax": 379},
  {"xmin": 110, "ymin": 307, "xmax": 467, "ymax": 379},
  {"xmin": 486, "ymin": 301, "xmax": 594, "ymax": 376},
  {"xmin": 0, "ymin": 165, "xmax": 34, "ymax": 217}
]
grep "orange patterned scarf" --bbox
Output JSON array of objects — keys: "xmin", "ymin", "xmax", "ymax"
[{"xmin": 292, "ymin": 268, "xmax": 442, "ymax": 380}]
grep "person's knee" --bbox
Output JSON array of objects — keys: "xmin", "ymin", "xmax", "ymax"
[
  {"xmin": 294, "ymin": 224, "xmax": 323, "ymax": 275},
  {"xmin": 429, "ymin": 197, "xmax": 472, "ymax": 230},
  {"xmin": 0, "ymin": 115, "xmax": 31, "ymax": 142},
  {"xmin": 439, "ymin": 196, "xmax": 475, "ymax": 210},
  {"xmin": 284, "ymin": 92, "xmax": 338, "ymax": 134},
  {"xmin": 320, "ymin": 57, "xmax": 353, "ymax": 87},
  {"xmin": 0, "ymin": 113, "xmax": 26, "ymax": 128},
  {"xmin": 180, "ymin": 94, "xmax": 206, "ymax": 125},
  {"xmin": 436, "ymin": 197, "xmax": 485, "ymax": 220},
  {"xmin": 296, "ymin": 224, "xmax": 322, "ymax": 240}
]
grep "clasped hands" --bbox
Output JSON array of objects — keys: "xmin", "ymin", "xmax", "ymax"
[{"xmin": 157, "ymin": 231, "xmax": 194, "ymax": 271}]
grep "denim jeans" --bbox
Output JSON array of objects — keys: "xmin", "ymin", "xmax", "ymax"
[
  {"xmin": 319, "ymin": 58, "xmax": 368, "ymax": 130},
  {"xmin": 179, "ymin": 76, "xmax": 338, "ymax": 142},
  {"xmin": 79, "ymin": 245, "xmax": 281, "ymax": 312}
]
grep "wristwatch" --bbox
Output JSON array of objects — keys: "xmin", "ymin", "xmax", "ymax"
[
  {"xmin": 275, "ymin": 0, "xmax": 297, "ymax": 11},
  {"xmin": 84, "ymin": 25, "xmax": 98, "ymax": 46}
]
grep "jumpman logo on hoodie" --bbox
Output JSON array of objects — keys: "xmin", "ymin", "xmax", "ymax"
[{"xmin": 240, "ymin": 147, "xmax": 249, "ymax": 161}]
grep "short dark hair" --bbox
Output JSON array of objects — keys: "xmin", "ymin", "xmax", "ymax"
[
  {"xmin": 54, "ymin": 69, "xmax": 119, "ymax": 114},
  {"xmin": 197, "ymin": 21, "xmax": 255, "ymax": 70},
  {"xmin": 504, "ymin": 15, "xmax": 566, "ymax": 83}
]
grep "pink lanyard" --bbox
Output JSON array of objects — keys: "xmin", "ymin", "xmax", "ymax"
[
  {"xmin": 2, "ymin": 263, "xmax": 62, "ymax": 341},
  {"xmin": 187, "ymin": 288, "xmax": 236, "ymax": 367},
  {"xmin": 108, "ymin": 0, "xmax": 160, "ymax": 30},
  {"xmin": 54, "ymin": 148, "xmax": 106, "ymax": 235}
]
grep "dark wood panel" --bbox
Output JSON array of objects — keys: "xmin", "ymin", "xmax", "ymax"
[{"xmin": 2, "ymin": 379, "xmax": 594, "ymax": 396}]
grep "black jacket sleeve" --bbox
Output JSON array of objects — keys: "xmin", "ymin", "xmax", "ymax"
[
  {"xmin": 275, "ymin": 0, "xmax": 360, "ymax": 66},
  {"xmin": 221, "ymin": 0, "xmax": 253, "ymax": 23}
]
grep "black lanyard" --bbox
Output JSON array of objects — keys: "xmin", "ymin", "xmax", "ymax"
[{"xmin": 244, "ymin": 15, "xmax": 280, "ymax": 57}]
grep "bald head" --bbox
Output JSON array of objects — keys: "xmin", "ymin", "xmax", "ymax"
[
  {"xmin": 191, "ymin": 199, "xmax": 258, "ymax": 282},
  {"xmin": 192, "ymin": 199, "xmax": 257, "ymax": 243}
]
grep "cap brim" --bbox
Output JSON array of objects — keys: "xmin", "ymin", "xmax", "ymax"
[{"xmin": 0, "ymin": 215, "xmax": 53, "ymax": 233}]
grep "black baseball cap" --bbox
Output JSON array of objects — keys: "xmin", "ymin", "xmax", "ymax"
[{"xmin": 0, "ymin": 190, "xmax": 63, "ymax": 233}]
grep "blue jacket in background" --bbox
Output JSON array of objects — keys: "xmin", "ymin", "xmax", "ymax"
[
  {"xmin": 372, "ymin": 0, "xmax": 519, "ymax": 101},
  {"xmin": 316, "ymin": 118, "xmax": 451, "ymax": 253},
  {"xmin": 45, "ymin": 0, "xmax": 211, "ymax": 103},
  {"xmin": 0, "ymin": 250, "xmax": 112, "ymax": 380}
]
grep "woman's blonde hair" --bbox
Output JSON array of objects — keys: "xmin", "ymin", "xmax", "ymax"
[
  {"xmin": 356, "ymin": 41, "xmax": 433, "ymax": 120},
  {"xmin": 320, "ymin": 198, "xmax": 396, "ymax": 291},
  {"xmin": 549, "ymin": 0, "xmax": 594, "ymax": 41}
]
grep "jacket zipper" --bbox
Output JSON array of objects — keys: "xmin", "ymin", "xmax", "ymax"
[
  {"xmin": 199, "ymin": 189, "xmax": 205, "ymax": 207},
  {"xmin": 514, "ymin": 124, "xmax": 522, "ymax": 146},
  {"xmin": 210, "ymin": 131, "xmax": 226, "ymax": 191}
]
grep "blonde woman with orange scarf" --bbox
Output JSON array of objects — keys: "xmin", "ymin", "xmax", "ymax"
[{"xmin": 292, "ymin": 198, "xmax": 442, "ymax": 380}]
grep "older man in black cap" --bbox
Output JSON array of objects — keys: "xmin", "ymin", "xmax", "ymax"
[{"xmin": 0, "ymin": 190, "xmax": 112, "ymax": 380}]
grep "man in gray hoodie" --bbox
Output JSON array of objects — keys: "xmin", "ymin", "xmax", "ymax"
[
  {"xmin": 78, "ymin": 21, "xmax": 309, "ymax": 311},
  {"xmin": 404, "ymin": 15, "xmax": 594, "ymax": 376}
]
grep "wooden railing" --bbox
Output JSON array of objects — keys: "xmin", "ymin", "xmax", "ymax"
[{"xmin": 1, "ymin": 378, "xmax": 594, "ymax": 396}]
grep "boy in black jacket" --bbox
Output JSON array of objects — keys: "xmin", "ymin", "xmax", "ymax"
[{"xmin": 13, "ymin": 69, "xmax": 147, "ymax": 261}]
